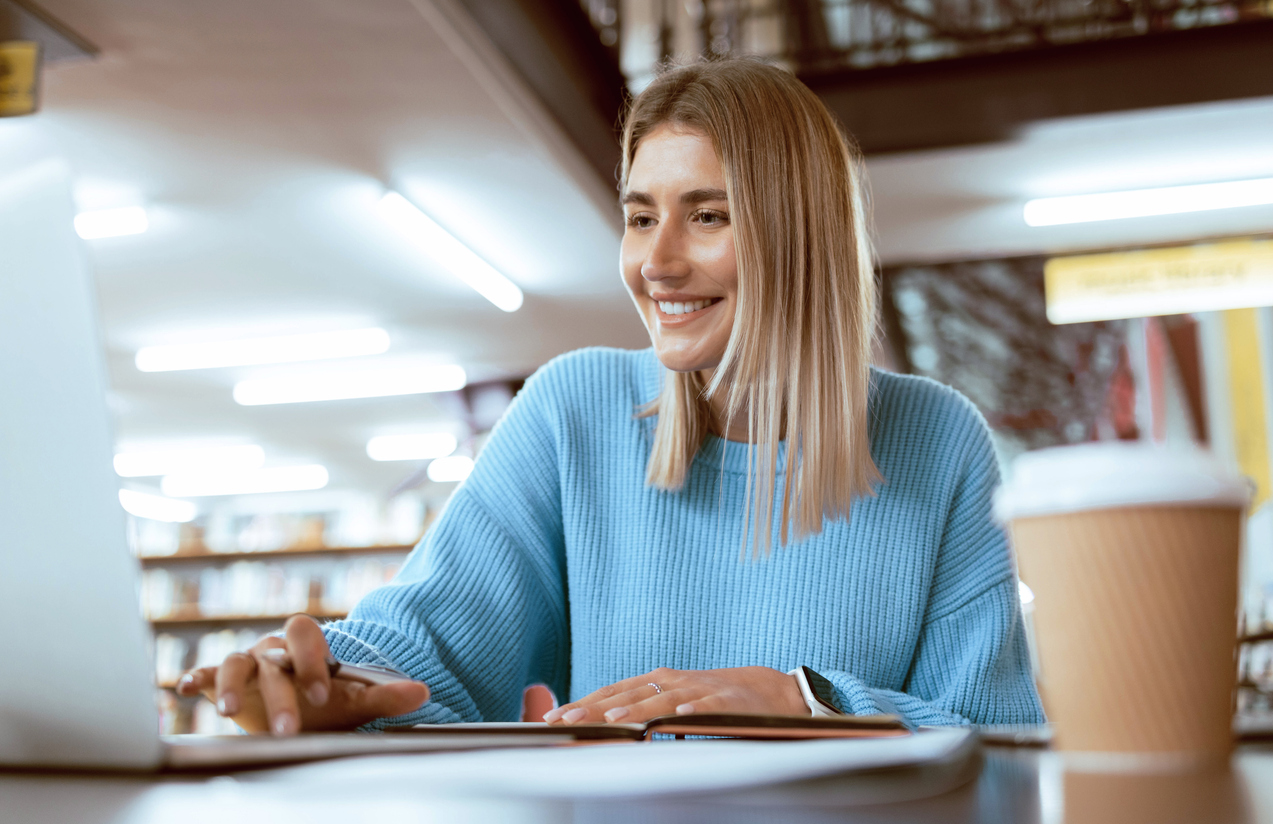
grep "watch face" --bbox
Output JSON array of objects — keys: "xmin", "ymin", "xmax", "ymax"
[{"xmin": 802, "ymin": 667, "xmax": 841, "ymax": 713}]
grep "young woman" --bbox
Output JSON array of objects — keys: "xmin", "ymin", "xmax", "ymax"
[{"xmin": 179, "ymin": 58, "xmax": 1044, "ymax": 734}]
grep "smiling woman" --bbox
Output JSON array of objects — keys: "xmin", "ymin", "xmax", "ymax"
[
  {"xmin": 180, "ymin": 58, "xmax": 1044, "ymax": 737},
  {"xmin": 619, "ymin": 61, "xmax": 878, "ymax": 552}
]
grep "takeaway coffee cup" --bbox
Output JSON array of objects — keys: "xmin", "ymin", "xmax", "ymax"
[{"xmin": 994, "ymin": 444, "xmax": 1250, "ymax": 765}]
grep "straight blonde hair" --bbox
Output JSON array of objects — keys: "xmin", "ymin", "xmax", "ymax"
[{"xmin": 623, "ymin": 58, "xmax": 881, "ymax": 552}]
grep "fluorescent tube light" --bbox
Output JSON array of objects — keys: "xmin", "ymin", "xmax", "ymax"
[
  {"xmin": 136, "ymin": 327, "xmax": 390, "ymax": 372},
  {"xmin": 234, "ymin": 364, "xmax": 465, "ymax": 405},
  {"xmin": 162, "ymin": 465, "xmax": 329, "ymax": 497},
  {"xmin": 118, "ymin": 489, "xmax": 197, "ymax": 523},
  {"xmin": 427, "ymin": 455, "xmax": 474, "ymax": 483},
  {"xmin": 114, "ymin": 444, "xmax": 266, "ymax": 478},
  {"xmin": 366, "ymin": 433, "xmax": 458, "ymax": 462},
  {"xmin": 1024, "ymin": 176, "xmax": 1273, "ymax": 227},
  {"xmin": 376, "ymin": 192, "xmax": 524, "ymax": 312},
  {"xmin": 74, "ymin": 206, "xmax": 148, "ymax": 239}
]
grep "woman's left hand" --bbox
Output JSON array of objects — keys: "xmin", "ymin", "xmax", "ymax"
[{"xmin": 542, "ymin": 666, "xmax": 808, "ymax": 725}]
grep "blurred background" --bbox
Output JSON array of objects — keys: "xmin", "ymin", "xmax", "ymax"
[{"xmin": 3, "ymin": 0, "xmax": 1272, "ymax": 733}]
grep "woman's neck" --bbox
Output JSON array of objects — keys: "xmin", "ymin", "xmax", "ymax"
[{"xmin": 700, "ymin": 368, "xmax": 754, "ymax": 443}]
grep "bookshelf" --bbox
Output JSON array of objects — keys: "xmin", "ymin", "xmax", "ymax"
[{"xmin": 139, "ymin": 543, "xmax": 415, "ymax": 625}]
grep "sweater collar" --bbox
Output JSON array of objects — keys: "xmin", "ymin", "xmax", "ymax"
[{"xmin": 638, "ymin": 349, "xmax": 880, "ymax": 477}]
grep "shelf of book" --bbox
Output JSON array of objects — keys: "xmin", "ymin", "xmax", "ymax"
[{"xmin": 138, "ymin": 544, "xmax": 415, "ymax": 567}]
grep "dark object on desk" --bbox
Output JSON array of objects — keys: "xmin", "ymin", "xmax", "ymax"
[
  {"xmin": 645, "ymin": 712, "xmax": 909, "ymax": 740},
  {"xmin": 405, "ymin": 712, "xmax": 910, "ymax": 742}
]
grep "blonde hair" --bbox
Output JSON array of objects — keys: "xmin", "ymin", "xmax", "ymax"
[{"xmin": 622, "ymin": 58, "xmax": 881, "ymax": 552}]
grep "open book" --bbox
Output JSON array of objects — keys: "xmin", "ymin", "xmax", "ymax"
[{"xmin": 399, "ymin": 713, "xmax": 911, "ymax": 741}]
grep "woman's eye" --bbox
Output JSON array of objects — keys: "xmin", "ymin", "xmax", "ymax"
[
  {"xmin": 695, "ymin": 210, "xmax": 729, "ymax": 227},
  {"xmin": 626, "ymin": 214, "xmax": 655, "ymax": 230}
]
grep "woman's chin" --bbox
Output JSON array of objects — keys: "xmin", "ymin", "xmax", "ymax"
[{"xmin": 651, "ymin": 347, "xmax": 721, "ymax": 375}]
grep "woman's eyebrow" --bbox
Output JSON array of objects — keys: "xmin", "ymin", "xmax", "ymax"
[
  {"xmin": 621, "ymin": 188, "xmax": 728, "ymax": 207},
  {"xmin": 681, "ymin": 187, "xmax": 728, "ymax": 205}
]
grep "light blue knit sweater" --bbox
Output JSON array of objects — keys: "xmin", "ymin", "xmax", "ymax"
[{"xmin": 324, "ymin": 347, "xmax": 1044, "ymax": 728}]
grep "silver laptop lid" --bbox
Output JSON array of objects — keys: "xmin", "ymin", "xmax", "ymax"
[{"xmin": 0, "ymin": 160, "xmax": 162, "ymax": 769}]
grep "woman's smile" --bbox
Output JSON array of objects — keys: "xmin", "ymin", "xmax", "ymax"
[{"xmin": 653, "ymin": 295, "xmax": 724, "ymax": 323}]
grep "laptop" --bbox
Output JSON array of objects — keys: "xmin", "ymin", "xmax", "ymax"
[{"xmin": 0, "ymin": 161, "xmax": 572, "ymax": 771}]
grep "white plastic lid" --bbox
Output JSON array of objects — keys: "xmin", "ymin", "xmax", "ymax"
[{"xmin": 993, "ymin": 442, "xmax": 1251, "ymax": 522}]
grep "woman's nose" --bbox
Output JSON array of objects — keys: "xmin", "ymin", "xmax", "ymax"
[{"xmin": 641, "ymin": 226, "xmax": 690, "ymax": 282}]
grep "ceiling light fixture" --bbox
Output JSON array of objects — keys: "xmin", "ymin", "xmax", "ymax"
[
  {"xmin": 1024, "ymin": 176, "xmax": 1273, "ymax": 227},
  {"xmin": 376, "ymin": 192, "xmax": 524, "ymax": 312},
  {"xmin": 366, "ymin": 433, "xmax": 459, "ymax": 462},
  {"xmin": 161, "ymin": 465, "xmax": 329, "ymax": 497},
  {"xmin": 427, "ymin": 455, "xmax": 474, "ymax": 483},
  {"xmin": 114, "ymin": 444, "xmax": 266, "ymax": 478},
  {"xmin": 233, "ymin": 364, "xmax": 466, "ymax": 405},
  {"xmin": 118, "ymin": 489, "xmax": 198, "ymax": 523},
  {"xmin": 136, "ymin": 327, "xmax": 391, "ymax": 372},
  {"xmin": 74, "ymin": 206, "xmax": 149, "ymax": 239}
]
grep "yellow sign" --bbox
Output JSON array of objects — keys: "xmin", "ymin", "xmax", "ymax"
[
  {"xmin": 1224, "ymin": 308, "xmax": 1271, "ymax": 511},
  {"xmin": 0, "ymin": 41, "xmax": 41, "ymax": 117},
  {"xmin": 1044, "ymin": 238, "xmax": 1273, "ymax": 325}
]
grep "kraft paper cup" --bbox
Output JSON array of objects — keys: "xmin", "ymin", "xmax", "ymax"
[{"xmin": 994, "ymin": 444, "xmax": 1250, "ymax": 769}]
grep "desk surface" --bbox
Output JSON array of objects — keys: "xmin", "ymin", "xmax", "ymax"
[{"xmin": 4, "ymin": 743, "xmax": 1273, "ymax": 824}]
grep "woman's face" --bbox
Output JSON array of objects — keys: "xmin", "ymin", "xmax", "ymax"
[{"xmin": 621, "ymin": 124, "xmax": 737, "ymax": 375}]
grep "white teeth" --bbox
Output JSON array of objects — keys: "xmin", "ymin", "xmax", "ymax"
[{"xmin": 658, "ymin": 299, "xmax": 712, "ymax": 315}]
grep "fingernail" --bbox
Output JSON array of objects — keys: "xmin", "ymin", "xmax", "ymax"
[
  {"xmin": 177, "ymin": 673, "xmax": 195, "ymax": 691},
  {"xmin": 272, "ymin": 712, "xmax": 297, "ymax": 736},
  {"xmin": 676, "ymin": 703, "xmax": 695, "ymax": 715},
  {"xmin": 218, "ymin": 694, "xmax": 239, "ymax": 716},
  {"xmin": 542, "ymin": 707, "xmax": 565, "ymax": 723},
  {"xmin": 562, "ymin": 708, "xmax": 588, "ymax": 724},
  {"xmin": 306, "ymin": 682, "xmax": 329, "ymax": 707},
  {"xmin": 604, "ymin": 707, "xmax": 630, "ymax": 722}
]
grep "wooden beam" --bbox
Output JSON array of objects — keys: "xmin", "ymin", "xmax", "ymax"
[
  {"xmin": 450, "ymin": 0, "xmax": 626, "ymax": 196},
  {"xmin": 803, "ymin": 20, "xmax": 1273, "ymax": 155},
  {"xmin": 0, "ymin": 0, "xmax": 96, "ymax": 62}
]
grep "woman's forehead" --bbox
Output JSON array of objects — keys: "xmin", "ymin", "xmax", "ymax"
[{"xmin": 626, "ymin": 124, "xmax": 723, "ymax": 193}]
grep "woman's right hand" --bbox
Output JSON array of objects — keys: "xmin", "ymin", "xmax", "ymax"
[{"xmin": 174, "ymin": 614, "xmax": 430, "ymax": 735}]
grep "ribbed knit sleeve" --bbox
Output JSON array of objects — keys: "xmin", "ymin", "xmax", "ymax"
[
  {"xmin": 321, "ymin": 361, "xmax": 569, "ymax": 725},
  {"xmin": 820, "ymin": 391, "xmax": 1045, "ymax": 726}
]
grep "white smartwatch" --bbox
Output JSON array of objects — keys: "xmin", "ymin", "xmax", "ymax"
[{"xmin": 788, "ymin": 666, "xmax": 844, "ymax": 717}]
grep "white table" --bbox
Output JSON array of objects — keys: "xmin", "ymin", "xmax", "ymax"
[{"xmin": 4, "ymin": 743, "xmax": 1273, "ymax": 824}]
